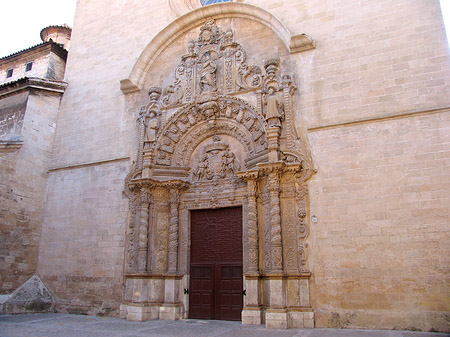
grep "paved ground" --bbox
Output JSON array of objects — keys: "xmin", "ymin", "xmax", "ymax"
[{"xmin": 0, "ymin": 314, "xmax": 448, "ymax": 337}]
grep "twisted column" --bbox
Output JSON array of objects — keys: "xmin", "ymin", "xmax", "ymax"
[
  {"xmin": 268, "ymin": 171, "xmax": 282, "ymax": 272},
  {"xmin": 247, "ymin": 179, "xmax": 259, "ymax": 273},
  {"xmin": 167, "ymin": 188, "xmax": 180, "ymax": 273},
  {"xmin": 137, "ymin": 190, "xmax": 150, "ymax": 271}
]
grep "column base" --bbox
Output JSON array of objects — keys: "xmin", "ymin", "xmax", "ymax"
[
  {"xmin": 289, "ymin": 310, "xmax": 314, "ymax": 328},
  {"xmin": 265, "ymin": 308, "xmax": 289, "ymax": 329},
  {"xmin": 242, "ymin": 307, "xmax": 263, "ymax": 325},
  {"xmin": 123, "ymin": 303, "xmax": 159, "ymax": 321},
  {"xmin": 159, "ymin": 303, "xmax": 184, "ymax": 320}
]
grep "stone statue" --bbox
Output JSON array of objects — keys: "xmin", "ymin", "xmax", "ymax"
[
  {"xmin": 142, "ymin": 112, "xmax": 159, "ymax": 143},
  {"xmin": 263, "ymin": 86, "xmax": 284, "ymax": 127},
  {"xmin": 200, "ymin": 52, "xmax": 217, "ymax": 93},
  {"xmin": 223, "ymin": 149, "xmax": 240, "ymax": 173},
  {"xmin": 141, "ymin": 87, "xmax": 161, "ymax": 144},
  {"xmin": 145, "ymin": 88, "xmax": 161, "ymax": 115},
  {"xmin": 196, "ymin": 154, "xmax": 208, "ymax": 180}
]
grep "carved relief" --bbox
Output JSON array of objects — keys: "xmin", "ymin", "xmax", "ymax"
[
  {"xmin": 283, "ymin": 198, "xmax": 298, "ymax": 271},
  {"xmin": 126, "ymin": 191, "xmax": 139, "ymax": 271},
  {"xmin": 137, "ymin": 190, "xmax": 151, "ymax": 271},
  {"xmin": 295, "ymin": 178, "xmax": 310, "ymax": 272},
  {"xmin": 139, "ymin": 87, "xmax": 162, "ymax": 147},
  {"xmin": 267, "ymin": 170, "xmax": 283, "ymax": 272},
  {"xmin": 260, "ymin": 188, "xmax": 272, "ymax": 272},
  {"xmin": 236, "ymin": 46, "xmax": 262, "ymax": 91},
  {"xmin": 122, "ymin": 17, "xmax": 316, "ymax": 323},
  {"xmin": 155, "ymin": 205, "xmax": 169, "ymax": 273},
  {"xmin": 239, "ymin": 173, "xmax": 259, "ymax": 273},
  {"xmin": 158, "ymin": 20, "xmax": 265, "ymax": 109},
  {"xmin": 168, "ymin": 189, "xmax": 180, "ymax": 273},
  {"xmin": 193, "ymin": 137, "xmax": 241, "ymax": 181},
  {"xmin": 154, "ymin": 96, "xmax": 267, "ymax": 167}
]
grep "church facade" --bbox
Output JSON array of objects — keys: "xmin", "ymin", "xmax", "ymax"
[{"xmin": 1, "ymin": 0, "xmax": 449, "ymax": 332}]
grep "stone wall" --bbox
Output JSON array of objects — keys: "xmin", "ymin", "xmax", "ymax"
[
  {"xmin": 37, "ymin": 160, "xmax": 129, "ymax": 315},
  {"xmin": 0, "ymin": 46, "xmax": 67, "ymax": 84},
  {"xmin": 36, "ymin": 0, "xmax": 450, "ymax": 331},
  {"xmin": 0, "ymin": 90, "xmax": 61, "ymax": 293},
  {"xmin": 308, "ymin": 110, "xmax": 450, "ymax": 331},
  {"xmin": 0, "ymin": 92, "xmax": 27, "ymax": 141}
]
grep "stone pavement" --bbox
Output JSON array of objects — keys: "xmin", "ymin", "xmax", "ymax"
[{"xmin": 0, "ymin": 314, "xmax": 448, "ymax": 337}]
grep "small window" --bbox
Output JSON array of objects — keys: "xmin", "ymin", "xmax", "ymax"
[
  {"xmin": 25, "ymin": 62, "xmax": 33, "ymax": 72},
  {"xmin": 6, "ymin": 69, "xmax": 13, "ymax": 78}
]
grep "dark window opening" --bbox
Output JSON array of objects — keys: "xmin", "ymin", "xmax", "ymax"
[
  {"xmin": 201, "ymin": 0, "xmax": 232, "ymax": 5},
  {"xmin": 25, "ymin": 62, "xmax": 33, "ymax": 72},
  {"xmin": 6, "ymin": 69, "xmax": 13, "ymax": 78}
]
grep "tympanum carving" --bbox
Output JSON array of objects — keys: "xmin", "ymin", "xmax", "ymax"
[{"xmin": 193, "ymin": 137, "xmax": 241, "ymax": 181}]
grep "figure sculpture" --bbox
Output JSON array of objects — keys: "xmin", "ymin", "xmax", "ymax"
[
  {"xmin": 141, "ymin": 88, "xmax": 161, "ymax": 144},
  {"xmin": 263, "ymin": 86, "xmax": 284, "ymax": 127},
  {"xmin": 142, "ymin": 112, "xmax": 159, "ymax": 143},
  {"xmin": 200, "ymin": 52, "xmax": 217, "ymax": 93}
]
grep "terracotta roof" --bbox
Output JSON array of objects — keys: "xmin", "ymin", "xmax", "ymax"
[
  {"xmin": 40, "ymin": 24, "xmax": 72, "ymax": 41},
  {"xmin": 0, "ymin": 40, "xmax": 67, "ymax": 62}
]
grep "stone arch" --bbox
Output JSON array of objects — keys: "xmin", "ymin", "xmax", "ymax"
[
  {"xmin": 122, "ymin": 15, "xmax": 314, "ymax": 328},
  {"xmin": 120, "ymin": 3, "xmax": 314, "ymax": 93},
  {"xmin": 153, "ymin": 95, "xmax": 267, "ymax": 168}
]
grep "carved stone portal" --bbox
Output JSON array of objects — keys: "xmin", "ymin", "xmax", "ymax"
[{"xmin": 121, "ymin": 19, "xmax": 314, "ymax": 329}]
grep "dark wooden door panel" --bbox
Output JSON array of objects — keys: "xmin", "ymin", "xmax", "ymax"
[
  {"xmin": 189, "ymin": 265, "xmax": 214, "ymax": 319},
  {"xmin": 217, "ymin": 265, "xmax": 243, "ymax": 321},
  {"xmin": 189, "ymin": 207, "xmax": 243, "ymax": 321}
]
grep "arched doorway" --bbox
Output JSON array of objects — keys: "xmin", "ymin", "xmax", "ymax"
[{"xmin": 121, "ymin": 19, "xmax": 314, "ymax": 329}]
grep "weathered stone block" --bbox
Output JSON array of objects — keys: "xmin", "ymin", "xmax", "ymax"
[{"xmin": 2, "ymin": 275, "xmax": 55, "ymax": 314}]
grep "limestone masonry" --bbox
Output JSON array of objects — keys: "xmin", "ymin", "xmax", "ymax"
[{"xmin": 0, "ymin": 0, "xmax": 449, "ymax": 332}]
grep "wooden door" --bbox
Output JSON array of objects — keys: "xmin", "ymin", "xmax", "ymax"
[{"xmin": 189, "ymin": 207, "xmax": 243, "ymax": 320}]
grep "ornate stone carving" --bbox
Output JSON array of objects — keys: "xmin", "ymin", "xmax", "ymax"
[
  {"xmin": 193, "ymin": 137, "xmax": 241, "ymax": 181},
  {"xmin": 262, "ymin": 59, "xmax": 284, "ymax": 128},
  {"xmin": 140, "ymin": 88, "xmax": 162, "ymax": 145},
  {"xmin": 295, "ymin": 178, "xmax": 310, "ymax": 272},
  {"xmin": 236, "ymin": 46, "xmax": 262, "ymax": 91},
  {"xmin": 155, "ymin": 208, "xmax": 169, "ymax": 273},
  {"xmin": 199, "ymin": 52, "xmax": 218, "ymax": 93},
  {"xmin": 260, "ymin": 188, "xmax": 272, "ymax": 272},
  {"xmin": 126, "ymin": 191, "xmax": 139, "ymax": 271},
  {"xmin": 153, "ymin": 96, "xmax": 267, "ymax": 167},
  {"xmin": 137, "ymin": 190, "xmax": 151, "ymax": 271},
  {"xmin": 158, "ymin": 20, "xmax": 264, "ymax": 109},
  {"xmin": 238, "ymin": 171, "xmax": 259, "ymax": 273},
  {"xmin": 121, "ymin": 17, "xmax": 318, "ymax": 326},
  {"xmin": 267, "ymin": 170, "xmax": 283, "ymax": 272},
  {"xmin": 168, "ymin": 188, "xmax": 180, "ymax": 273}
]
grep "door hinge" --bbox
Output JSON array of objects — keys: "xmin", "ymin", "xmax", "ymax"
[
  {"xmin": 242, "ymin": 289, "xmax": 246, "ymax": 296},
  {"xmin": 184, "ymin": 288, "xmax": 189, "ymax": 295}
]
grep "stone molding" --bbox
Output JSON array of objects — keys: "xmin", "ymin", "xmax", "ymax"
[
  {"xmin": 0, "ymin": 140, "xmax": 23, "ymax": 152},
  {"xmin": 0, "ymin": 77, "xmax": 67, "ymax": 98},
  {"xmin": 120, "ymin": 3, "xmax": 315, "ymax": 93}
]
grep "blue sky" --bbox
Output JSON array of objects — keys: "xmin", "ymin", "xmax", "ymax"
[{"xmin": 0, "ymin": 0, "xmax": 449, "ymax": 58}]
